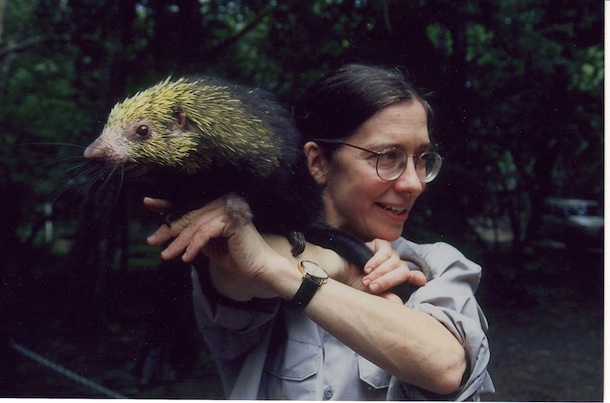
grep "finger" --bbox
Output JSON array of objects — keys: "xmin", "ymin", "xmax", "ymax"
[
  {"xmin": 367, "ymin": 264, "xmax": 427, "ymax": 294},
  {"xmin": 366, "ymin": 265, "xmax": 406, "ymax": 294},
  {"xmin": 363, "ymin": 254, "xmax": 402, "ymax": 284},
  {"xmin": 161, "ymin": 207, "xmax": 227, "ymax": 261},
  {"xmin": 147, "ymin": 224, "xmax": 174, "ymax": 246},
  {"xmin": 408, "ymin": 270, "xmax": 428, "ymax": 286},
  {"xmin": 363, "ymin": 239, "xmax": 394, "ymax": 274},
  {"xmin": 181, "ymin": 218, "xmax": 229, "ymax": 262},
  {"xmin": 146, "ymin": 212, "xmax": 202, "ymax": 247},
  {"xmin": 143, "ymin": 197, "xmax": 172, "ymax": 214},
  {"xmin": 147, "ymin": 198, "xmax": 227, "ymax": 257}
]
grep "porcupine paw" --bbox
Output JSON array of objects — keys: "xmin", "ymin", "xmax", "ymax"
[
  {"xmin": 224, "ymin": 193, "xmax": 254, "ymax": 232},
  {"xmin": 288, "ymin": 231, "xmax": 307, "ymax": 257},
  {"xmin": 162, "ymin": 211, "xmax": 180, "ymax": 227},
  {"xmin": 162, "ymin": 208, "xmax": 196, "ymax": 228}
]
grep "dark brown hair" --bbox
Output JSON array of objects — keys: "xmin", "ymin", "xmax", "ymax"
[{"xmin": 294, "ymin": 64, "xmax": 432, "ymax": 143}]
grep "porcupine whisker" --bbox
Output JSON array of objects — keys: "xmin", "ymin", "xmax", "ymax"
[
  {"xmin": 4, "ymin": 143, "xmax": 85, "ymax": 167},
  {"xmin": 40, "ymin": 155, "xmax": 87, "ymax": 174},
  {"xmin": 2, "ymin": 142, "xmax": 87, "ymax": 170},
  {"xmin": 50, "ymin": 159, "xmax": 109, "ymax": 200},
  {"xmin": 32, "ymin": 162, "xmax": 81, "ymax": 193},
  {"xmin": 1, "ymin": 141, "xmax": 90, "ymax": 150},
  {"xmin": 81, "ymin": 74, "xmax": 375, "ymax": 269},
  {"xmin": 2, "ymin": 142, "xmax": 124, "ymax": 213},
  {"xmin": 49, "ymin": 149, "xmax": 91, "ymax": 161},
  {"xmin": 47, "ymin": 160, "xmax": 98, "ymax": 205},
  {"xmin": 42, "ymin": 157, "xmax": 87, "ymax": 195},
  {"xmin": 69, "ymin": 162, "xmax": 123, "ymax": 219},
  {"xmin": 110, "ymin": 166, "xmax": 126, "ymax": 210},
  {"xmin": 5, "ymin": 141, "xmax": 90, "ymax": 184},
  {"xmin": 63, "ymin": 158, "xmax": 104, "ymax": 183},
  {"xmin": 87, "ymin": 164, "xmax": 117, "ymax": 193},
  {"xmin": 94, "ymin": 164, "xmax": 122, "ymax": 196},
  {"xmin": 75, "ymin": 162, "xmax": 110, "ymax": 191},
  {"xmin": 95, "ymin": 164, "xmax": 123, "ymax": 202}
]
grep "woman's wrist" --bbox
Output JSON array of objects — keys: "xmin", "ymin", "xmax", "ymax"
[
  {"xmin": 254, "ymin": 254, "xmax": 303, "ymax": 301},
  {"xmin": 208, "ymin": 251, "xmax": 301, "ymax": 302}
]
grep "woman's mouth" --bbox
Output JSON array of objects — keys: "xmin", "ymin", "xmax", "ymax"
[{"xmin": 375, "ymin": 202, "xmax": 409, "ymax": 220}]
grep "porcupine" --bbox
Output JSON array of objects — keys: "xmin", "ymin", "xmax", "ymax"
[{"xmin": 83, "ymin": 75, "xmax": 374, "ymax": 269}]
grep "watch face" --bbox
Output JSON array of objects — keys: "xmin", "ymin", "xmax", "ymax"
[{"xmin": 301, "ymin": 260, "xmax": 329, "ymax": 279}]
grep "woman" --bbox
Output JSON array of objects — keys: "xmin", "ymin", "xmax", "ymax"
[{"xmin": 145, "ymin": 64, "xmax": 494, "ymax": 400}]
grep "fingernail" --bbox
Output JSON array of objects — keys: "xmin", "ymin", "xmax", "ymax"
[
  {"xmin": 364, "ymin": 266, "xmax": 372, "ymax": 274},
  {"xmin": 362, "ymin": 277, "xmax": 370, "ymax": 287},
  {"xmin": 369, "ymin": 283, "xmax": 380, "ymax": 293}
]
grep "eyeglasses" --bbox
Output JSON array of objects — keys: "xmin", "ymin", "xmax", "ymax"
[{"xmin": 312, "ymin": 139, "xmax": 443, "ymax": 183}]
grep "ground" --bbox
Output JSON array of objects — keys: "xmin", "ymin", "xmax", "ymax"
[
  {"xmin": 0, "ymin": 242, "xmax": 603, "ymax": 400},
  {"xmin": 480, "ymin": 243, "xmax": 603, "ymax": 401}
]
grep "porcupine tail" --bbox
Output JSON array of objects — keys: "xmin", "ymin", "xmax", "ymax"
[{"xmin": 300, "ymin": 224, "xmax": 375, "ymax": 270}]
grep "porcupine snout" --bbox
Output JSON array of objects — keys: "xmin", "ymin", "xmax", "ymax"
[
  {"xmin": 83, "ymin": 137, "xmax": 104, "ymax": 159},
  {"xmin": 83, "ymin": 135, "xmax": 126, "ymax": 165}
]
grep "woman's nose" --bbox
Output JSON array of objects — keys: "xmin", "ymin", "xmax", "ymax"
[{"xmin": 393, "ymin": 158, "xmax": 424, "ymax": 194}]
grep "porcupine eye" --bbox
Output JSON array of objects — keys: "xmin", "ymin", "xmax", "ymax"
[{"xmin": 135, "ymin": 124, "xmax": 151, "ymax": 139}]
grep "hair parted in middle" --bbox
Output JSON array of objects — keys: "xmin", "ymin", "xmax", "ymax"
[{"xmin": 294, "ymin": 64, "xmax": 433, "ymax": 145}]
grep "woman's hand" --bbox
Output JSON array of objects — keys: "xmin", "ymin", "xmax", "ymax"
[
  {"xmin": 144, "ymin": 195, "xmax": 291, "ymax": 300},
  {"xmin": 143, "ymin": 197, "xmax": 465, "ymax": 392},
  {"xmin": 339, "ymin": 239, "xmax": 427, "ymax": 302},
  {"xmin": 143, "ymin": 197, "xmax": 426, "ymax": 302}
]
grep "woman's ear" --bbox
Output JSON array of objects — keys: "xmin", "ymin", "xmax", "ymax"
[{"xmin": 304, "ymin": 141, "xmax": 331, "ymax": 186}]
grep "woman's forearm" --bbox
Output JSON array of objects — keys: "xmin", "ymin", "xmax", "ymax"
[
  {"xmin": 258, "ymin": 257, "xmax": 467, "ymax": 395},
  {"xmin": 208, "ymin": 234, "xmax": 350, "ymax": 300},
  {"xmin": 306, "ymin": 280, "xmax": 466, "ymax": 394},
  {"xmin": 205, "ymin": 233, "xmax": 466, "ymax": 394}
]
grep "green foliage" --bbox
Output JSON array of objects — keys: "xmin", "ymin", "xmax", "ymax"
[
  {"xmin": 0, "ymin": 0, "xmax": 603, "ymax": 261},
  {"xmin": 569, "ymin": 44, "xmax": 604, "ymax": 94}
]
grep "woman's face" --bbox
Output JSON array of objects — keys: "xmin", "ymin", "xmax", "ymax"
[{"xmin": 315, "ymin": 100, "xmax": 430, "ymax": 241}]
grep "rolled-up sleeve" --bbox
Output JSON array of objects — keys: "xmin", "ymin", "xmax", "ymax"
[
  {"xmin": 394, "ymin": 239, "xmax": 495, "ymax": 400},
  {"xmin": 190, "ymin": 265, "xmax": 280, "ymax": 361}
]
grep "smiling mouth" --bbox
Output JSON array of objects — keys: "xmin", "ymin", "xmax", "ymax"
[{"xmin": 376, "ymin": 203, "xmax": 408, "ymax": 215}]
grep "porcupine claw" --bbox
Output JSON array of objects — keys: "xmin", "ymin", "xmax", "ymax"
[
  {"xmin": 225, "ymin": 193, "xmax": 306, "ymax": 256},
  {"xmin": 162, "ymin": 212, "xmax": 179, "ymax": 227},
  {"xmin": 224, "ymin": 193, "xmax": 254, "ymax": 232},
  {"xmin": 288, "ymin": 231, "xmax": 307, "ymax": 257}
]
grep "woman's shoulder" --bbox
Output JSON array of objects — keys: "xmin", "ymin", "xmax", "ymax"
[
  {"xmin": 392, "ymin": 237, "xmax": 482, "ymax": 278},
  {"xmin": 391, "ymin": 237, "xmax": 467, "ymax": 258}
]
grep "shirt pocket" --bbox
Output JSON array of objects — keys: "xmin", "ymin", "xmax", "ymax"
[
  {"xmin": 357, "ymin": 355, "xmax": 391, "ymax": 389},
  {"xmin": 265, "ymin": 339, "xmax": 321, "ymax": 381},
  {"xmin": 263, "ymin": 339, "xmax": 322, "ymax": 399}
]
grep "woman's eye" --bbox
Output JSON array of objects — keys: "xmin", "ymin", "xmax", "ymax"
[
  {"xmin": 378, "ymin": 149, "xmax": 404, "ymax": 169},
  {"xmin": 383, "ymin": 150, "xmax": 401, "ymax": 161}
]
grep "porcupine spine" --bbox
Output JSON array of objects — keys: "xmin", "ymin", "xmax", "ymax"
[{"xmin": 90, "ymin": 75, "xmax": 375, "ymax": 269}]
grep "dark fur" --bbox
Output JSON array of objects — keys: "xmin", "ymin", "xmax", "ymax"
[{"xmin": 92, "ymin": 76, "xmax": 374, "ymax": 269}]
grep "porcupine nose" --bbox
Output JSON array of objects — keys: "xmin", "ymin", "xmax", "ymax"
[{"xmin": 84, "ymin": 137, "xmax": 105, "ymax": 159}]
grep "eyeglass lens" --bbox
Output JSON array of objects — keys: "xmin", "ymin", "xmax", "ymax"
[{"xmin": 376, "ymin": 150, "xmax": 442, "ymax": 182}]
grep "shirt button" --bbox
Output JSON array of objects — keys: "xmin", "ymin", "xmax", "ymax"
[{"xmin": 323, "ymin": 386, "xmax": 334, "ymax": 400}]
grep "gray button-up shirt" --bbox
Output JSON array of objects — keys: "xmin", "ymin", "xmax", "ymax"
[{"xmin": 191, "ymin": 238, "xmax": 495, "ymax": 400}]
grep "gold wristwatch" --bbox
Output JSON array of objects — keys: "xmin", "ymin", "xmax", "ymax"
[{"xmin": 290, "ymin": 260, "xmax": 329, "ymax": 312}]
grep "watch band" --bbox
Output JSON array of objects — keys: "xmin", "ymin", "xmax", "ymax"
[{"xmin": 290, "ymin": 276, "xmax": 321, "ymax": 313}]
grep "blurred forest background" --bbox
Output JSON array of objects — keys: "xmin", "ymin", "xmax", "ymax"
[{"xmin": 0, "ymin": 0, "xmax": 604, "ymax": 400}]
